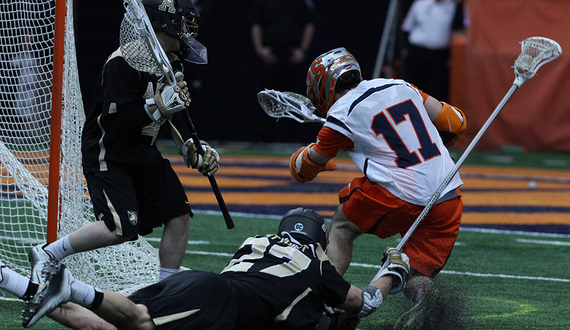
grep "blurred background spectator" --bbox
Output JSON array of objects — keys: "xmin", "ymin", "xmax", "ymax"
[
  {"xmin": 73, "ymin": 1, "xmax": 392, "ymax": 144},
  {"xmin": 400, "ymin": 0, "xmax": 465, "ymax": 101},
  {"xmin": 10, "ymin": 31, "xmax": 51, "ymax": 143},
  {"xmin": 250, "ymin": 0, "xmax": 318, "ymax": 143}
]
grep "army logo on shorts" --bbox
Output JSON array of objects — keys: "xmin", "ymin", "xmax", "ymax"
[{"xmin": 128, "ymin": 211, "xmax": 138, "ymax": 225}]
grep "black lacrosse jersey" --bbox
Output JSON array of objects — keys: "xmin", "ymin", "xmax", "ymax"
[
  {"xmin": 221, "ymin": 233, "xmax": 351, "ymax": 330},
  {"xmin": 82, "ymin": 49, "xmax": 190, "ymax": 175}
]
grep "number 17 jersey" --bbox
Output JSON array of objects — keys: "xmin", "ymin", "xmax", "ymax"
[{"xmin": 325, "ymin": 78, "xmax": 463, "ymax": 205}]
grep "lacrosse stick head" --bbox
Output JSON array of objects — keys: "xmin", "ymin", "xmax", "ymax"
[
  {"xmin": 257, "ymin": 89, "xmax": 326, "ymax": 124},
  {"xmin": 513, "ymin": 37, "xmax": 562, "ymax": 87},
  {"xmin": 120, "ymin": 0, "xmax": 207, "ymax": 87},
  {"xmin": 120, "ymin": 0, "xmax": 176, "ymax": 85},
  {"xmin": 307, "ymin": 47, "xmax": 362, "ymax": 116}
]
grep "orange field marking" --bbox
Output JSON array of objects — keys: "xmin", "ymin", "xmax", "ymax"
[{"xmin": 170, "ymin": 155, "xmax": 570, "ymax": 226}]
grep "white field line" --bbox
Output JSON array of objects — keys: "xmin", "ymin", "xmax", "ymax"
[
  {"xmin": 516, "ymin": 238, "xmax": 570, "ymax": 246},
  {"xmin": 2, "ymin": 248, "xmax": 567, "ymax": 304},
  {"xmin": 194, "ymin": 210, "xmax": 570, "ymax": 238},
  {"xmin": 458, "ymin": 171, "xmax": 570, "ymax": 184},
  {"xmin": 350, "ymin": 263, "xmax": 570, "ymax": 283},
  {"xmin": 179, "ymin": 250, "xmax": 570, "ymax": 283},
  {"xmin": 185, "ymin": 250, "xmax": 233, "ymax": 257},
  {"xmin": 459, "ymin": 227, "xmax": 570, "ymax": 239},
  {"xmin": 195, "ymin": 209, "xmax": 283, "ymax": 220},
  {"xmin": 440, "ymin": 270, "xmax": 570, "ymax": 283},
  {"xmin": 0, "ymin": 297, "xmax": 20, "ymax": 302},
  {"xmin": 144, "ymin": 237, "xmax": 209, "ymax": 245}
]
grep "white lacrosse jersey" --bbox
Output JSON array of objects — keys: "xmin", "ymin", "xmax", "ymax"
[{"xmin": 325, "ymin": 79, "xmax": 463, "ymax": 205}]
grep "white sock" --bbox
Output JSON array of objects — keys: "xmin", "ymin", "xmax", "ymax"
[
  {"xmin": 70, "ymin": 278, "xmax": 98, "ymax": 308},
  {"xmin": 44, "ymin": 235, "xmax": 75, "ymax": 261},
  {"xmin": 0, "ymin": 265, "xmax": 30, "ymax": 299},
  {"xmin": 159, "ymin": 267, "xmax": 179, "ymax": 281}
]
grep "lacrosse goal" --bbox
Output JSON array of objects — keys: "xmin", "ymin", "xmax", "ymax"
[{"xmin": 0, "ymin": 0, "xmax": 159, "ymax": 295}]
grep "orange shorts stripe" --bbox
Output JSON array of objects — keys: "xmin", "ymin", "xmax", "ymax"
[{"xmin": 339, "ymin": 177, "xmax": 463, "ymax": 277}]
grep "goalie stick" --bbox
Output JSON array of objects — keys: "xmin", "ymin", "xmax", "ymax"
[
  {"xmin": 371, "ymin": 36, "xmax": 562, "ymax": 282},
  {"xmin": 120, "ymin": 0, "xmax": 234, "ymax": 229}
]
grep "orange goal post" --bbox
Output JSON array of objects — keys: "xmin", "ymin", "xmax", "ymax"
[{"xmin": 0, "ymin": 0, "xmax": 159, "ymax": 295}]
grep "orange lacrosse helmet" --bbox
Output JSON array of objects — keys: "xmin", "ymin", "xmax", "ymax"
[{"xmin": 306, "ymin": 47, "xmax": 362, "ymax": 116}]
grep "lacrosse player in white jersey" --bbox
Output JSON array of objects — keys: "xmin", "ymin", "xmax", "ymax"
[{"xmin": 289, "ymin": 47, "xmax": 466, "ymax": 319}]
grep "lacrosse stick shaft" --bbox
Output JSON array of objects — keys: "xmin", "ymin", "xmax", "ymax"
[
  {"xmin": 398, "ymin": 84, "xmax": 518, "ymax": 250},
  {"xmin": 183, "ymin": 109, "xmax": 235, "ymax": 229},
  {"xmin": 371, "ymin": 84, "xmax": 519, "ymax": 283},
  {"xmin": 169, "ymin": 76, "xmax": 234, "ymax": 228},
  {"xmin": 122, "ymin": 0, "xmax": 234, "ymax": 229}
]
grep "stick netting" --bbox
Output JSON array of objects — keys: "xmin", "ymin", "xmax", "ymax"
[
  {"xmin": 257, "ymin": 90, "xmax": 324, "ymax": 124},
  {"xmin": 119, "ymin": 1, "xmax": 162, "ymax": 77},
  {"xmin": 514, "ymin": 37, "xmax": 562, "ymax": 80},
  {"xmin": 0, "ymin": 0, "xmax": 159, "ymax": 296}
]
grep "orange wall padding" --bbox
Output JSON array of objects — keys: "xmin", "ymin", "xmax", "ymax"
[{"xmin": 456, "ymin": 0, "xmax": 570, "ymax": 152}]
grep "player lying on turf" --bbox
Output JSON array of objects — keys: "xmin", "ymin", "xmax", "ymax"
[{"xmin": 1, "ymin": 208, "xmax": 409, "ymax": 330}]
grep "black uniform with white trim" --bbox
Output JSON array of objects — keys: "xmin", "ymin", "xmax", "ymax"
[
  {"xmin": 82, "ymin": 49, "xmax": 191, "ymax": 237},
  {"xmin": 128, "ymin": 233, "xmax": 351, "ymax": 329}
]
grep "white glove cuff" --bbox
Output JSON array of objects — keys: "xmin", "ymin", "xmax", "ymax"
[
  {"xmin": 144, "ymin": 99, "xmax": 166, "ymax": 125},
  {"xmin": 358, "ymin": 285, "xmax": 383, "ymax": 318},
  {"xmin": 181, "ymin": 138, "xmax": 193, "ymax": 156},
  {"xmin": 194, "ymin": 153, "xmax": 203, "ymax": 169},
  {"xmin": 144, "ymin": 104, "xmax": 163, "ymax": 125},
  {"xmin": 376, "ymin": 266, "xmax": 406, "ymax": 294},
  {"xmin": 182, "ymin": 138, "xmax": 203, "ymax": 169}
]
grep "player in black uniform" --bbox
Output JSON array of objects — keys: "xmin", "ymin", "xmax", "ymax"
[
  {"xmin": 20, "ymin": 208, "xmax": 410, "ymax": 329},
  {"xmin": 28, "ymin": 0, "xmax": 218, "ymax": 284}
]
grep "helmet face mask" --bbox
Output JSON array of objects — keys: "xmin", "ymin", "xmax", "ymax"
[
  {"xmin": 306, "ymin": 47, "xmax": 362, "ymax": 116},
  {"xmin": 278, "ymin": 208, "xmax": 328, "ymax": 249},
  {"xmin": 181, "ymin": 14, "xmax": 199, "ymax": 39},
  {"xmin": 143, "ymin": 0, "xmax": 207, "ymax": 64}
]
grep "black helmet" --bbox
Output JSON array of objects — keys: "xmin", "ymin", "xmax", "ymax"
[
  {"xmin": 143, "ymin": 0, "xmax": 207, "ymax": 64},
  {"xmin": 278, "ymin": 208, "xmax": 328, "ymax": 248}
]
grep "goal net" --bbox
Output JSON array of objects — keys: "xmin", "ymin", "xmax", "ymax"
[{"xmin": 0, "ymin": 0, "xmax": 160, "ymax": 295}]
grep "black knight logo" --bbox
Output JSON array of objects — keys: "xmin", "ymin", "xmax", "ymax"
[{"xmin": 128, "ymin": 211, "xmax": 138, "ymax": 225}]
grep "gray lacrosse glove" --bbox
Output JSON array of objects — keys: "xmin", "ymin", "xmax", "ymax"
[
  {"xmin": 358, "ymin": 285, "xmax": 383, "ymax": 318},
  {"xmin": 144, "ymin": 80, "xmax": 191, "ymax": 125},
  {"xmin": 181, "ymin": 138, "xmax": 220, "ymax": 176},
  {"xmin": 379, "ymin": 246, "xmax": 410, "ymax": 294}
]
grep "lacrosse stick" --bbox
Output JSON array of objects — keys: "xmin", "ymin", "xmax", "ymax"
[
  {"xmin": 257, "ymin": 89, "xmax": 326, "ymax": 124},
  {"xmin": 120, "ymin": 0, "xmax": 234, "ymax": 229},
  {"xmin": 371, "ymin": 36, "xmax": 561, "ymax": 283}
]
